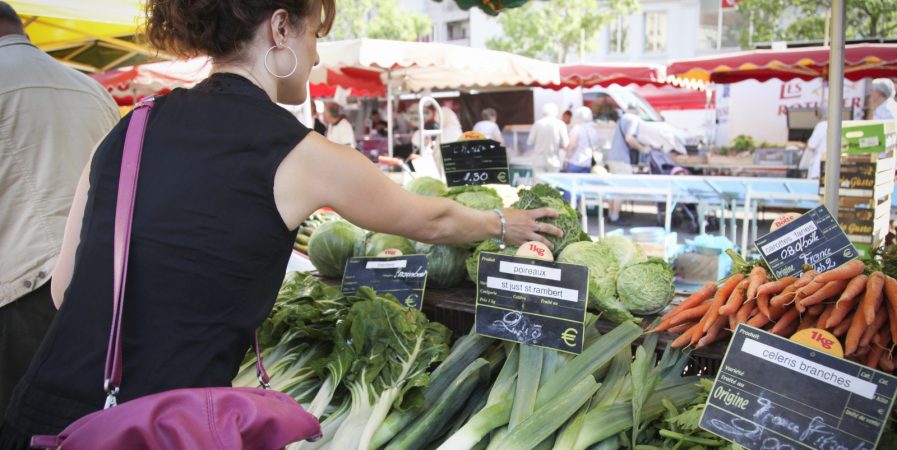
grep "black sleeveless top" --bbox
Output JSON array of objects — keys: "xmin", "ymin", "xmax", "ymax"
[{"xmin": 5, "ymin": 73, "xmax": 309, "ymax": 435}]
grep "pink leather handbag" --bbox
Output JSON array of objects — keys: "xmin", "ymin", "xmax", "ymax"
[{"xmin": 31, "ymin": 97, "xmax": 322, "ymax": 450}]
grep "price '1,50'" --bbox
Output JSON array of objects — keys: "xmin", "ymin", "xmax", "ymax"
[{"xmin": 464, "ymin": 172, "xmax": 489, "ymax": 183}]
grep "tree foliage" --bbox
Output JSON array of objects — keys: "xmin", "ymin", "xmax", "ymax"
[
  {"xmin": 327, "ymin": 0, "xmax": 431, "ymax": 41},
  {"xmin": 486, "ymin": 0, "xmax": 640, "ymax": 63},
  {"xmin": 736, "ymin": 0, "xmax": 897, "ymax": 48}
]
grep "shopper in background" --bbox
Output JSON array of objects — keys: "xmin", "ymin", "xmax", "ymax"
[
  {"xmin": 561, "ymin": 110, "xmax": 573, "ymax": 128},
  {"xmin": 527, "ymin": 103, "xmax": 569, "ymax": 173},
  {"xmin": 0, "ymin": 0, "xmax": 562, "ymax": 445},
  {"xmin": 473, "ymin": 107, "xmax": 503, "ymax": 144},
  {"xmin": 368, "ymin": 109, "xmax": 387, "ymax": 137},
  {"xmin": 606, "ymin": 105, "xmax": 649, "ymax": 225},
  {"xmin": 311, "ymin": 99, "xmax": 327, "ymax": 135},
  {"xmin": 440, "ymin": 101, "xmax": 464, "ymax": 143},
  {"xmin": 563, "ymin": 106, "xmax": 600, "ymax": 174},
  {"xmin": 800, "ymin": 107, "xmax": 827, "ymax": 180},
  {"xmin": 0, "ymin": 1, "xmax": 119, "ymax": 428},
  {"xmin": 870, "ymin": 78, "xmax": 897, "ymax": 121},
  {"xmin": 323, "ymin": 101, "xmax": 356, "ymax": 148}
]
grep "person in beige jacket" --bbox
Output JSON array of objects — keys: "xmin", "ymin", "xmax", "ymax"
[{"xmin": 0, "ymin": 2, "xmax": 119, "ymax": 422}]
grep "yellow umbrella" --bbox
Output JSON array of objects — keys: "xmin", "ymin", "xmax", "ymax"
[{"xmin": 10, "ymin": 0, "xmax": 168, "ymax": 72}]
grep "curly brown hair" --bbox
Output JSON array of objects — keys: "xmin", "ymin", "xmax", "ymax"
[{"xmin": 144, "ymin": 0, "xmax": 335, "ymax": 59}]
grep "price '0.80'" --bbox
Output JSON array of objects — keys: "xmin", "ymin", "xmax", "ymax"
[{"xmin": 463, "ymin": 172, "xmax": 489, "ymax": 183}]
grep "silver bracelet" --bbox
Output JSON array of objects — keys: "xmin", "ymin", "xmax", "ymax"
[{"xmin": 492, "ymin": 208, "xmax": 506, "ymax": 250}]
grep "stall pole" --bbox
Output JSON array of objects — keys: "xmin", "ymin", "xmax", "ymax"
[
  {"xmin": 823, "ymin": 0, "xmax": 845, "ymax": 214},
  {"xmin": 387, "ymin": 81, "xmax": 394, "ymax": 158}
]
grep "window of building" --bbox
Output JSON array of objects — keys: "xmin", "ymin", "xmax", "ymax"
[
  {"xmin": 644, "ymin": 11, "xmax": 668, "ymax": 53},
  {"xmin": 447, "ymin": 20, "xmax": 469, "ymax": 41},
  {"xmin": 608, "ymin": 16, "xmax": 628, "ymax": 54},
  {"xmin": 698, "ymin": 0, "xmax": 747, "ymax": 50}
]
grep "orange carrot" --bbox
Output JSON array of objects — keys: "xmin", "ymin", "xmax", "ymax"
[
  {"xmin": 875, "ymin": 327, "xmax": 892, "ymax": 349},
  {"xmin": 690, "ymin": 314, "xmax": 707, "ymax": 346},
  {"xmin": 879, "ymin": 352, "xmax": 895, "ymax": 373},
  {"xmin": 660, "ymin": 282, "xmax": 716, "ymax": 322},
  {"xmin": 884, "ymin": 275, "xmax": 897, "ymax": 347},
  {"xmin": 866, "ymin": 345, "xmax": 884, "ymax": 369},
  {"xmin": 826, "ymin": 295, "xmax": 860, "ymax": 329},
  {"xmin": 856, "ymin": 346, "xmax": 871, "ymax": 357},
  {"xmin": 846, "ymin": 303, "xmax": 868, "ymax": 355},
  {"xmin": 746, "ymin": 312, "xmax": 771, "ymax": 328},
  {"xmin": 833, "ymin": 311, "xmax": 855, "ymax": 337},
  {"xmin": 799, "ymin": 280, "xmax": 849, "ymax": 309},
  {"xmin": 757, "ymin": 276, "xmax": 797, "ymax": 296},
  {"xmin": 797, "ymin": 311, "xmax": 819, "ymax": 332},
  {"xmin": 769, "ymin": 302, "xmax": 790, "ymax": 321},
  {"xmin": 793, "ymin": 270, "xmax": 819, "ymax": 289},
  {"xmin": 817, "ymin": 303, "xmax": 836, "ymax": 330},
  {"xmin": 757, "ymin": 293, "xmax": 772, "ymax": 320},
  {"xmin": 836, "ymin": 274, "xmax": 867, "ymax": 304},
  {"xmin": 667, "ymin": 321, "xmax": 697, "ymax": 334},
  {"xmin": 862, "ymin": 272, "xmax": 886, "ymax": 325},
  {"xmin": 746, "ymin": 265, "xmax": 767, "ymax": 301},
  {"xmin": 670, "ymin": 302, "xmax": 712, "ymax": 325},
  {"xmin": 702, "ymin": 274, "xmax": 745, "ymax": 333},
  {"xmin": 860, "ymin": 306, "xmax": 887, "ymax": 348},
  {"xmin": 814, "ymin": 259, "xmax": 865, "ymax": 284},
  {"xmin": 671, "ymin": 326, "xmax": 697, "ymax": 348},
  {"xmin": 808, "ymin": 304, "xmax": 826, "ymax": 316},
  {"xmin": 735, "ymin": 301, "xmax": 756, "ymax": 327},
  {"xmin": 796, "ymin": 280, "xmax": 826, "ymax": 302},
  {"xmin": 771, "ymin": 284, "xmax": 798, "ymax": 308},
  {"xmin": 697, "ymin": 315, "xmax": 728, "ymax": 350},
  {"xmin": 771, "ymin": 308, "xmax": 800, "ymax": 336},
  {"xmin": 719, "ymin": 279, "xmax": 749, "ymax": 317}
]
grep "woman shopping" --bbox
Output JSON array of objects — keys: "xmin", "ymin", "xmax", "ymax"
[
  {"xmin": 0, "ymin": 1, "xmax": 562, "ymax": 448},
  {"xmin": 563, "ymin": 106, "xmax": 600, "ymax": 173}
]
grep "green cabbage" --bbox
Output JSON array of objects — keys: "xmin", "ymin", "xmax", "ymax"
[
  {"xmin": 557, "ymin": 241, "xmax": 639, "ymax": 324},
  {"xmin": 442, "ymin": 185, "xmax": 503, "ymax": 210},
  {"xmin": 405, "ymin": 176, "xmax": 448, "ymax": 197},
  {"xmin": 366, "ymin": 233, "xmax": 416, "ymax": 257},
  {"xmin": 596, "ymin": 236, "xmax": 647, "ymax": 269},
  {"xmin": 417, "ymin": 242, "xmax": 471, "ymax": 288},
  {"xmin": 307, "ymin": 219, "xmax": 365, "ymax": 278},
  {"xmin": 511, "ymin": 184, "xmax": 590, "ymax": 255},
  {"xmin": 616, "ymin": 258, "xmax": 675, "ymax": 315},
  {"xmin": 466, "ymin": 240, "xmax": 518, "ymax": 283}
]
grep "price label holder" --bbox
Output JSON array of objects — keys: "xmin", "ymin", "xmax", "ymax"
[
  {"xmin": 341, "ymin": 255, "xmax": 428, "ymax": 310},
  {"xmin": 755, "ymin": 205, "xmax": 858, "ymax": 280},
  {"xmin": 440, "ymin": 139, "xmax": 510, "ymax": 187},
  {"xmin": 474, "ymin": 253, "xmax": 589, "ymax": 354},
  {"xmin": 700, "ymin": 324, "xmax": 897, "ymax": 450}
]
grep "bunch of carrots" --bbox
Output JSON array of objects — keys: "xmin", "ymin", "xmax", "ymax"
[{"xmin": 651, "ymin": 259, "xmax": 897, "ymax": 373}]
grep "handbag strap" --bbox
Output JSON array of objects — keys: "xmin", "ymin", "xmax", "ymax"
[{"xmin": 103, "ymin": 96, "xmax": 270, "ymax": 409}]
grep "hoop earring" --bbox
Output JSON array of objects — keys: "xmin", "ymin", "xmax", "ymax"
[{"xmin": 264, "ymin": 44, "xmax": 298, "ymax": 79}]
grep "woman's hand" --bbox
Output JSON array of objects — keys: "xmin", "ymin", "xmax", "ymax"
[{"xmin": 502, "ymin": 207, "xmax": 564, "ymax": 249}]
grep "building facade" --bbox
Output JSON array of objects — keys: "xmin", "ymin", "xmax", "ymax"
[{"xmin": 399, "ymin": 0, "xmax": 748, "ymax": 62}]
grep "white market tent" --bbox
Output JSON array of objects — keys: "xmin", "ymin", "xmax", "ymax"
[{"xmin": 312, "ymin": 39, "xmax": 561, "ymax": 155}]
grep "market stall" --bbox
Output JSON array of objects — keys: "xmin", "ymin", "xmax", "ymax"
[
  {"xmin": 272, "ymin": 177, "xmax": 897, "ymax": 449},
  {"xmin": 10, "ymin": 0, "xmax": 161, "ymax": 72},
  {"xmin": 313, "ymin": 38, "xmax": 560, "ymax": 156}
]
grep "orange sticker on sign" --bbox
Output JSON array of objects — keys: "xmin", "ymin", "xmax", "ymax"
[
  {"xmin": 770, "ymin": 212, "xmax": 801, "ymax": 232},
  {"xmin": 790, "ymin": 328, "xmax": 844, "ymax": 358},
  {"xmin": 515, "ymin": 241, "xmax": 553, "ymax": 261},
  {"xmin": 377, "ymin": 249, "xmax": 404, "ymax": 257}
]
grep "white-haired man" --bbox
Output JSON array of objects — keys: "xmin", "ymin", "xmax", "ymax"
[
  {"xmin": 527, "ymin": 103, "xmax": 569, "ymax": 173},
  {"xmin": 870, "ymin": 78, "xmax": 897, "ymax": 121}
]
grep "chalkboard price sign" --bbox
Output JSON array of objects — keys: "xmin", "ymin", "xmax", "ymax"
[
  {"xmin": 441, "ymin": 139, "xmax": 510, "ymax": 187},
  {"xmin": 754, "ymin": 205, "xmax": 858, "ymax": 280},
  {"xmin": 341, "ymin": 255, "xmax": 428, "ymax": 310},
  {"xmin": 474, "ymin": 253, "xmax": 589, "ymax": 353},
  {"xmin": 700, "ymin": 324, "xmax": 897, "ymax": 450}
]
